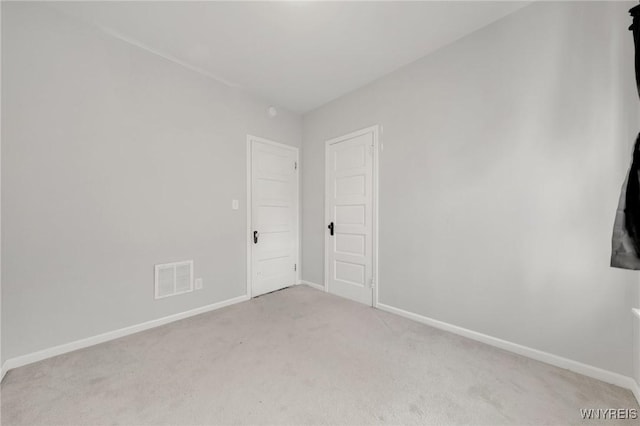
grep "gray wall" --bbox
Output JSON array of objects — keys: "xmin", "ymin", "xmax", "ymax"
[
  {"xmin": 1, "ymin": 3, "xmax": 301, "ymax": 361},
  {"xmin": 302, "ymin": 1, "xmax": 639, "ymax": 377},
  {"xmin": 2, "ymin": 0, "xmax": 639, "ymax": 382},
  {"xmin": 635, "ymin": 286, "xmax": 640, "ymax": 386},
  {"xmin": 0, "ymin": 0, "xmax": 3, "ymax": 370}
]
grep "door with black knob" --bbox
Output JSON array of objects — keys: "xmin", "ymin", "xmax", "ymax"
[
  {"xmin": 325, "ymin": 126, "xmax": 377, "ymax": 306},
  {"xmin": 249, "ymin": 137, "xmax": 299, "ymax": 297}
]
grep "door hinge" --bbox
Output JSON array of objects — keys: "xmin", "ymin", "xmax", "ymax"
[
  {"xmin": 294, "ymin": 161, "xmax": 298, "ymax": 170},
  {"xmin": 294, "ymin": 264, "xmax": 297, "ymax": 272},
  {"xmin": 370, "ymin": 276, "xmax": 375, "ymax": 288}
]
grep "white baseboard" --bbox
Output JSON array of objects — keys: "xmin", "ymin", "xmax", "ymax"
[
  {"xmin": 0, "ymin": 294, "xmax": 249, "ymax": 382},
  {"xmin": 632, "ymin": 380, "xmax": 640, "ymax": 405},
  {"xmin": 376, "ymin": 302, "xmax": 639, "ymax": 405},
  {"xmin": 299, "ymin": 280, "xmax": 325, "ymax": 292},
  {"xmin": 1, "ymin": 361, "xmax": 8, "ymax": 382},
  {"xmin": 3, "ymin": 291, "xmax": 637, "ymax": 408}
]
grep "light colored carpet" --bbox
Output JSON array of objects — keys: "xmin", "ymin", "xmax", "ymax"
[{"xmin": 0, "ymin": 285, "xmax": 637, "ymax": 425}]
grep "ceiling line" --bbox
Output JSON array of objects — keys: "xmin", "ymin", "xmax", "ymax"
[{"xmin": 95, "ymin": 23, "xmax": 241, "ymax": 89}]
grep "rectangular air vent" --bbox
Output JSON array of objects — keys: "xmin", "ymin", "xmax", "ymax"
[{"xmin": 154, "ymin": 260, "xmax": 194, "ymax": 299}]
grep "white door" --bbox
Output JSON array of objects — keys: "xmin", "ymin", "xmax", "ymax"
[
  {"xmin": 250, "ymin": 138, "xmax": 299, "ymax": 297},
  {"xmin": 325, "ymin": 126, "xmax": 377, "ymax": 306}
]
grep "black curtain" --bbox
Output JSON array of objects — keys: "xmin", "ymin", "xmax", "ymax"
[
  {"xmin": 625, "ymin": 5, "xmax": 640, "ymax": 255},
  {"xmin": 611, "ymin": 5, "xmax": 640, "ymax": 270}
]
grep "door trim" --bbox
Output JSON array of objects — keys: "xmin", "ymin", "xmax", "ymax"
[
  {"xmin": 324, "ymin": 125, "xmax": 380, "ymax": 307},
  {"xmin": 246, "ymin": 135, "xmax": 300, "ymax": 298}
]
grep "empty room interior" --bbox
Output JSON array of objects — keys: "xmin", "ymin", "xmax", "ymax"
[{"xmin": 2, "ymin": 0, "xmax": 640, "ymax": 425}]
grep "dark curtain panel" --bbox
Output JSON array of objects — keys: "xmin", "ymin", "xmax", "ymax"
[{"xmin": 611, "ymin": 4, "xmax": 640, "ymax": 270}]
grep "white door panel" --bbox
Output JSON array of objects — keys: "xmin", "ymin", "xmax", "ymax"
[
  {"xmin": 251, "ymin": 140, "xmax": 298, "ymax": 297},
  {"xmin": 326, "ymin": 128, "xmax": 377, "ymax": 306}
]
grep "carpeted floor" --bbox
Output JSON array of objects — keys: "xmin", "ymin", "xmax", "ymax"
[{"xmin": 0, "ymin": 285, "xmax": 637, "ymax": 425}]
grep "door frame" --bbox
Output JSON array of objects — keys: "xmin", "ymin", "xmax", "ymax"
[
  {"xmin": 324, "ymin": 125, "xmax": 380, "ymax": 307},
  {"xmin": 246, "ymin": 135, "xmax": 300, "ymax": 298}
]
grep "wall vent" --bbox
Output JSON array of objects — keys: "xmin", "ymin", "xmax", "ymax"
[{"xmin": 154, "ymin": 260, "xmax": 194, "ymax": 299}]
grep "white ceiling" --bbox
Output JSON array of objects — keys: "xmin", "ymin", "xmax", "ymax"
[{"xmin": 52, "ymin": 1, "xmax": 531, "ymax": 114}]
